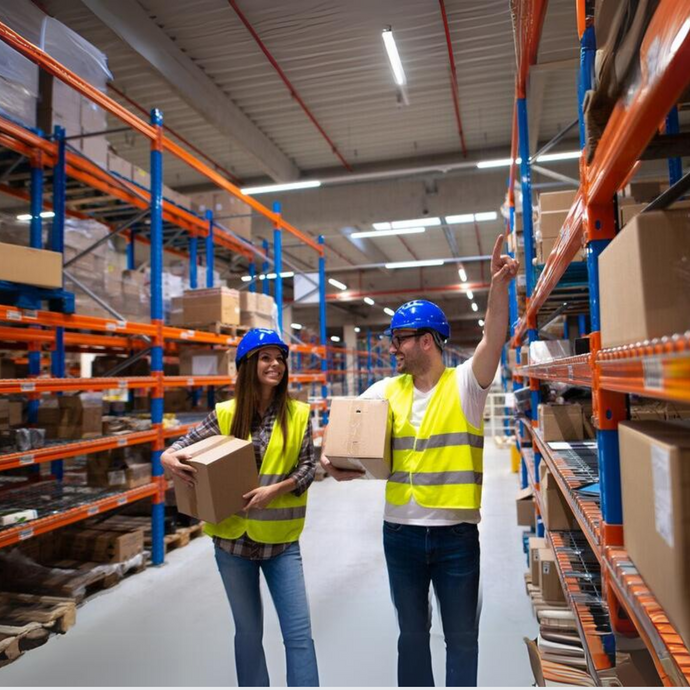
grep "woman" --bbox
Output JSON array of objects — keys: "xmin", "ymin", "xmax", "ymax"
[{"xmin": 161, "ymin": 328, "xmax": 319, "ymax": 687}]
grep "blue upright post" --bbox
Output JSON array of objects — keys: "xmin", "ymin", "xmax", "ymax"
[
  {"xmin": 189, "ymin": 236, "xmax": 198, "ymax": 289},
  {"xmin": 262, "ymin": 239, "xmax": 270, "ymax": 296},
  {"xmin": 49, "ymin": 127, "xmax": 66, "ymax": 480},
  {"xmin": 205, "ymin": 210, "xmax": 214, "ymax": 288},
  {"xmin": 248, "ymin": 261, "xmax": 257, "ymax": 293},
  {"xmin": 578, "ymin": 25, "xmax": 596, "ymax": 149},
  {"xmin": 318, "ymin": 236, "xmax": 328, "ymax": 420},
  {"xmin": 273, "ymin": 202, "xmax": 283, "ymax": 335},
  {"xmin": 578, "ymin": 314, "xmax": 587, "ymax": 336},
  {"xmin": 666, "ymin": 106, "xmax": 683, "ymax": 186},
  {"xmin": 149, "ymin": 109, "xmax": 165, "ymax": 567},
  {"xmin": 127, "ymin": 229, "xmax": 136, "ymax": 270}
]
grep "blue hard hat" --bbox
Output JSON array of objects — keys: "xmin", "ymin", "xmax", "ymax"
[
  {"xmin": 386, "ymin": 300, "xmax": 450, "ymax": 340},
  {"xmin": 236, "ymin": 328, "xmax": 289, "ymax": 366}
]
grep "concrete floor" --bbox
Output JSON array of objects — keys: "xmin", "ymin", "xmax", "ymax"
[{"xmin": 1, "ymin": 442, "xmax": 537, "ymax": 687}]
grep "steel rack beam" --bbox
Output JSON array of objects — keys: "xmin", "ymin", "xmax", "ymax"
[
  {"xmin": 0, "ymin": 377, "xmax": 156, "ymax": 394},
  {"xmin": 0, "ymin": 430, "xmax": 158, "ymax": 472},
  {"xmin": 0, "ymin": 482, "xmax": 159, "ymax": 550}
]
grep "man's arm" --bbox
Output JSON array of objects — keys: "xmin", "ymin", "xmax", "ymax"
[{"xmin": 472, "ymin": 234, "xmax": 519, "ymax": 389}]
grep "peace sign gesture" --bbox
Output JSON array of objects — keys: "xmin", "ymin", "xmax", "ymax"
[{"xmin": 490, "ymin": 233, "xmax": 519, "ymax": 287}]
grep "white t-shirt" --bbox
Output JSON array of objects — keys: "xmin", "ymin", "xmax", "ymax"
[{"xmin": 359, "ymin": 358, "xmax": 490, "ymax": 526}]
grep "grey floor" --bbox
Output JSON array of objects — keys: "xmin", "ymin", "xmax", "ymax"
[{"xmin": 2, "ymin": 442, "xmax": 537, "ymax": 687}]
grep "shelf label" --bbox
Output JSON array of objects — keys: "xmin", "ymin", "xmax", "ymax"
[
  {"xmin": 187, "ymin": 378, "xmax": 195, "ymax": 386},
  {"xmin": 567, "ymin": 365, "xmax": 574, "ymax": 379},
  {"xmin": 118, "ymin": 380, "xmax": 128, "ymax": 389},
  {"xmin": 18, "ymin": 528, "xmax": 34, "ymax": 540},
  {"xmin": 181, "ymin": 330, "xmax": 196, "ymax": 340},
  {"xmin": 19, "ymin": 454, "xmax": 34, "ymax": 466},
  {"xmin": 20, "ymin": 382, "xmax": 36, "ymax": 392},
  {"xmin": 643, "ymin": 356, "xmax": 664, "ymax": 391},
  {"xmin": 117, "ymin": 320, "xmax": 127, "ymax": 329},
  {"xmin": 117, "ymin": 497, "xmax": 127, "ymax": 506},
  {"xmin": 87, "ymin": 506, "xmax": 99, "ymax": 516},
  {"xmin": 7, "ymin": 310, "xmax": 22, "ymax": 321},
  {"xmin": 117, "ymin": 438, "xmax": 128, "ymax": 447},
  {"xmin": 652, "ymin": 445, "xmax": 674, "ymax": 548},
  {"xmin": 106, "ymin": 322, "xmax": 117, "ymax": 331}
]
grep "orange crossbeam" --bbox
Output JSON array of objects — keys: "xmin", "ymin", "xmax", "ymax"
[{"xmin": 0, "ymin": 376, "xmax": 156, "ymax": 394}]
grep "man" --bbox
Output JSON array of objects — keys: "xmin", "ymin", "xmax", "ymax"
[{"xmin": 321, "ymin": 234, "xmax": 518, "ymax": 687}]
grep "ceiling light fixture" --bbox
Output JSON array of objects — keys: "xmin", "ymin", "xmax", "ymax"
[
  {"xmin": 471, "ymin": 302, "xmax": 479, "ymax": 312},
  {"xmin": 478, "ymin": 319, "xmax": 485, "ymax": 327},
  {"xmin": 364, "ymin": 297, "xmax": 375, "ymax": 306},
  {"xmin": 458, "ymin": 267, "xmax": 468, "ymax": 282},
  {"xmin": 385, "ymin": 259, "xmax": 444, "ymax": 269},
  {"xmin": 330, "ymin": 335, "xmax": 341, "ymax": 343},
  {"xmin": 241, "ymin": 180, "xmax": 321, "ymax": 195},
  {"xmin": 372, "ymin": 222, "xmax": 391, "ymax": 230},
  {"xmin": 382, "ymin": 28, "xmax": 406, "ymax": 86},
  {"xmin": 291, "ymin": 323, "xmax": 303, "ymax": 330},
  {"xmin": 445, "ymin": 213, "xmax": 474, "ymax": 224},
  {"xmin": 16, "ymin": 211, "xmax": 55, "ymax": 221},
  {"xmin": 391, "ymin": 217, "xmax": 441, "ymax": 229},
  {"xmin": 351, "ymin": 227, "xmax": 425, "ymax": 239},
  {"xmin": 354, "ymin": 327, "xmax": 361, "ymax": 333},
  {"xmin": 466, "ymin": 290, "xmax": 474, "ymax": 300},
  {"xmin": 474, "ymin": 211, "xmax": 498, "ymax": 222},
  {"xmin": 536, "ymin": 151, "xmax": 582, "ymax": 163},
  {"xmin": 328, "ymin": 278, "xmax": 348, "ymax": 291},
  {"xmin": 383, "ymin": 307, "xmax": 395, "ymax": 317},
  {"xmin": 241, "ymin": 276, "xmax": 253, "ymax": 282}
]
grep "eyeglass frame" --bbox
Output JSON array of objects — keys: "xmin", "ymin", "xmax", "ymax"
[{"xmin": 389, "ymin": 329, "xmax": 432, "ymax": 350}]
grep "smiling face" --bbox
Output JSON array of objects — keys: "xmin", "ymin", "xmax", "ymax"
[
  {"xmin": 255, "ymin": 346, "xmax": 287, "ymax": 387},
  {"xmin": 389, "ymin": 329, "xmax": 424, "ymax": 374}
]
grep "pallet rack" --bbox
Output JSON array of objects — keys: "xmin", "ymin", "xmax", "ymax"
[
  {"xmin": 0, "ymin": 21, "xmax": 330, "ymax": 566},
  {"xmin": 505, "ymin": 0, "xmax": 690, "ymax": 685}
]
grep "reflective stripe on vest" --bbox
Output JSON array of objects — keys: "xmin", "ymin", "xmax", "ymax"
[
  {"xmin": 384, "ymin": 368, "xmax": 484, "ymax": 510},
  {"xmin": 203, "ymin": 399, "xmax": 310, "ymax": 544}
]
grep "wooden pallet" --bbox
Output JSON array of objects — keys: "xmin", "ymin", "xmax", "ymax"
[
  {"xmin": 147, "ymin": 522, "xmax": 205, "ymax": 556},
  {"xmin": 0, "ymin": 593, "xmax": 76, "ymax": 667},
  {"xmin": 184, "ymin": 322, "xmax": 248, "ymax": 337}
]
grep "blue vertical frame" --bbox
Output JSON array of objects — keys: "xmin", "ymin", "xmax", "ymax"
[
  {"xmin": 205, "ymin": 210, "xmax": 214, "ymax": 288},
  {"xmin": 318, "ymin": 236, "xmax": 328, "ymax": 421},
  {"xmin": 189, "ymin": 236, "xmax": 198, "ymax": 289},
  {"xmin": 273, "ymin": 201, "xmax": 283, "ymax": 334}
]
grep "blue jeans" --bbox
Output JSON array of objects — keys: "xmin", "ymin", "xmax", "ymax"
[
  {"xmin": 383, "ymin": 522, "xmax": 481, "ymax": 687},
  {"xmin": 214, "ymin": 542, "xmax": 319, "ymax": 687}
]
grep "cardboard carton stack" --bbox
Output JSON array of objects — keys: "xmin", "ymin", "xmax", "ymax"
[
  {"xmin": 535, "ymin": 190, "xmax": 584, "ymax": 264},
  {"xmin": 181, "ymin": 287, "xmax": 240, "ymax": 328},
  {"xmin": 240, "ymin": 291, "xmax": 275, "ymax": 330},
  {"xmin": 179, "ymin": 347, "xmax": 237, "ymax": 379},
  {"xmin": 189, "ymin": 191, "xmax": 252, "ymax": 241},
  {"xmin": 87, "ymin": 447, "xmax": 152, "ymax": 491},
  {"xmin": 538, "ymin": 404, "xmax": 584, "ymax": 442},
  {"xmin": 599, "ymin": 209, "xmax": 690, "ymax": 348},
  {"xmin": 539, "ymin": 464, "xmax": 579, "ymax": 531},
  {"xmin": 37, "ymin": 394, "xmax": 103, "ymax": 440}
]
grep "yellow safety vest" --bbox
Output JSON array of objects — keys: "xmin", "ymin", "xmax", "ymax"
[
  {"xmin": 203, "ymin": 398, "xmax": 310, "ymax": 544},
  {"xmin": 384, "ymin": 367, "xmax": 484, "ymax": 510}
]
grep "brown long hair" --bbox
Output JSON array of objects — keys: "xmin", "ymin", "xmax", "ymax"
[{"xmin": 230, "ymin": 350, "xmax": 290, "ymax": 450}]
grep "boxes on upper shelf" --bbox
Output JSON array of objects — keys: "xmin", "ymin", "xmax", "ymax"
[
  {"xmin": 599, "ymin": 209, "xmax": 690, "ymax": 348},
  {"xmin": 189, "ymin": 191, "xmax": 252, "ymax": 241},
  {"xmin": 538, "ymin": 404, "xmax": 584, "ymax": 442},
  {"xmin": 539, "ymin": 464, "xmax": 579, "ymax": 531},
  {"xmin": 0, "ymin": 243, "xmax": 62, "ymax": 289},
  {"xmin": 537, "ymin": 190, "xmax": 577, "ymax": 215},
  {"xmin": 182, "ymin": 287, "xmax": 240, "ymax": 327},
  {"xmin": 38, "ymin": 394, "xmax": 103, "ymax": 439},
  {"xmin": 179, "ymin": 347, "xmax": 237, "ymax": 378},
  {"xmin": 619, "ymin": 420, "xmax": 690, "ymax": 648}
]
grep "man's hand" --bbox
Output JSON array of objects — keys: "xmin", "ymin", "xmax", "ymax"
[
  {"xmin": 320, "ymin": 455, "xmax": 365, "ymax": 482},
  {"xmin": 243, "ymin": 485, "xmax": 278, "ymax": 511},
  {"xmin": 161, "ymin": 449, "xmax": 197, "ymax": 488},
  {"xmin": 490, "ymin": 234, "xmax": 519, "ymax": 287}
]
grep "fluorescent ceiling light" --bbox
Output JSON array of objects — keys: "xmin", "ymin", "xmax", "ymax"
[
  {"xmin": 474, "ymin": 211, "xmax": 498, "ymax": 222},
  {"xmin": 458, "ymin": 267, "xmax": 468, "ymax": 282},
  {"xmin": 241, "ymin": 276, "xmax": 253, "ymax": 282},
  {"xmin": 257, "ymin": 271, "xmax": 294, "ymax": 280},
  {"xmin": 41, "ymin": 211, "xmax": 55, "ymax": 219},
  {"xmin": 364, "ymin": 297, "xmax": 375, "ymax": 306},
  {"xmin": 328, "ymin": 278, "xmax": 348, "ymax": 291},
  {"xmin": 330, "ymin": 335, "xmax": 341, "ymax": 343},
  {"xmin": 385, "ymin": 259, "xmax": 444, "ymax": 269},
  {"xmin": 16, "ymin": 214, "xmax": 31, "ymax": 221},
  {"xmin": 354, "ymin": 327, "xmax": 361, "ymax": 333},
  {"xmin": 466, "ymin": 291, "xmax": 474, "ymax": 300},
  {"xmin": 241, "ymin": 180, "xmax": 321, "ymax": 195},
  {"xmin": 351, "ymin": 227, "xmax": 425, "ymax": 239},
  {"xmin": 478, "ymin": 319, "xmax": 485, "ymax": 327},
  {"xmin": 445, "ymin": 213, "xmax": 474, "ymax": 224},
  {"xmin": 383, "ymin": 307, "xmax": 395, "ymax": 317},
  {"xmin": 291, "ymin": 323, "xmax": 303, "ymax": 330},
  {"xmin": 382, "ymin": 28, "xmax": 406, "ymax": 86},
  {"xmin": 391, "ymin": 217, "xmax": 441, "ymax": 229},
  {"xmin": 471, "ymin": 302, "xmax": 479, "ymax": 312},
  {"xmin": 372, "ymin": 222, "xmax": 391, "ymax": 231},
  {"xmin": 16, "ymin": 211, "xmax": 55, "ymax": 221},
  {"xmin": 476, "ymin": 157, "xmax": 519, "ymax": 169},
  {"xmin": 535, "ymin": 150, "xmax": 581, "ymax": 163}
]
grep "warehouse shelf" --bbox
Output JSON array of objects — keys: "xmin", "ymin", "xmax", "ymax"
[
  {"xmin": 547, "ymin": 531, "xmax": 615, "ymax": 685},
  {"xmin": 0, "ymin": 376, "xmax": 157, "ymax": 394},
  {"xmin": 0, "ymin": 430, "xmax": 158, "ymax": 472},
  {"xmin": 0, "ymin": 480, "xmax": 159, "ymax": 549}
]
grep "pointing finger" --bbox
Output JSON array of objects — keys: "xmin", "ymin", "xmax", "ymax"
[{"xmin": 492, "ymin": 234, "xmax": 504, "ymax": 264}]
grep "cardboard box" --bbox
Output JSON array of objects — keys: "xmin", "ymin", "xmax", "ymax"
[
  {"xmin": 538, "ymin": 404, "xmax": 584, "ymax": 442},
  {"xmin": 107, "ymin": 152, "xmax": 133, "ymax": 180},
  {"xmin": 619, "ymin": 420, "xmax": 690, "ymax": 648},
  {"xmin": 179, "ymin": 347, "xmax": 237, "ymax": 378},
  {"xmin": 57, "ymin": 527, "xmax": 144, "ymax": 563},
  {"xmin": 600, "ymin": 210, "xmax": 690, "ymax": 348},
  {"xmin": 0, "ymin": 242, "xmax": 62, "ymax": 289},
  {"xmin": 623, "ymin": 180, "xmax": 667, "ymax": 203},
  {"xmin": 242, "ymin": 313, "xmax": 274, "ymax": 330},
  {"xmin": 8, "ymin": 401, "xmax": 22, "ymax": 427},
  {"xmin": 324, "ymin": 398, "xmax": 392, "ymax": 479},
  {"xmin": 182, "ymin": 287, "xmax": 240, "ymax": 326},
  {"xmin": 538, "ymin": 210, "xmax": 569, "ymax": 239},
  {"xmin": 529, "ymin": 536, "xmax": 547, "ymax": 584},
  {"xmin": 189, "ymin": 191, "xmax": 252, "ymax": 240},
  {"xmin": 290, "ymin": 388, "xmax": 309, "ymax": 403},
  {"xmin": 538, "ymin": 548, "xmax": 565, "ymax": 603},
  {"xmin": 516, "ymin": 487, "xmax": 535, "ymax": 527},
  {"xmin": 171, "ymin": 435, "xmax": 259, "ymax": 523},
  {"xmin": 540, "ymin": 466, "xmax": 578, "ymax": 531},
  {"xmin": 538, "ymin": 190, "xmax": 577, "ymax": 215},
  {"xmin": 57, "ymin": 394, "xmax": 103, "ymax": 439}
]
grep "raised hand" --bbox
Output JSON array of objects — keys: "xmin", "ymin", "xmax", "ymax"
[{"xmin": 490, "ymin": 233, "xmax": 519, "ymax": 287}]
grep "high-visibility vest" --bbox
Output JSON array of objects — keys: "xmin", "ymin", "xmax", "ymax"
[
  {"xmin": 203, "ymin": 399, "xmax": 310, "ymax": 544},
  {"xmin": 384, "ymin": 367, "xmax": 484, "ymax": 510}
]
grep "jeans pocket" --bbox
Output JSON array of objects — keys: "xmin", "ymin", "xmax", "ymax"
[
  {"xmin": 450, "ymin": 523, "xmax": 477, "ymax": 537},
  {"xmin": 383, "ymin": 521, "xmax": 403, "ymax": 532}
]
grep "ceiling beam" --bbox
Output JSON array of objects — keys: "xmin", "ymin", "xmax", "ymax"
[{"xmin": 82, "ymin": 0, "xmax": 299, "ymax": 183}]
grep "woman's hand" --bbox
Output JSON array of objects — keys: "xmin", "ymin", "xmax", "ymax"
[
  {"xmin": 161, "ymin": 449, "xmax": 197, "ymax": 488},
  {"xmin": 320, "ymin": 455, "xmax": 365, "ymax": 481},
  {"xmin": 243, "ymin": 485, "xmax": 279, "ymax": 511}
]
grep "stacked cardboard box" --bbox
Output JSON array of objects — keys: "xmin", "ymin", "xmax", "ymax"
[
  {"xmin": 240, "ymin": 291, "xmax": 275, "ymax": 329},
  {"xmin": 0, "ymin": 243, "xmax": 62, "ymax": 289},
  {"xmin": 538, "ymin": 404, "xmax": 584, "ymax": 442},
  {"xmin": 37, "ymin": 394, "xmax": 103, "ymax": 440},
  {"xmin": 179, "ymin": 347, "xmax": 237, "ymax": 378},
  {"xmin": 87, "ymin": 448, "xmax": 151, "ymax": 490},
  {"xmin": 189, "ymin": 191, "xmax": 252, "ymax": 241},
  {"xmin": 539, "ymin": 464, "xmax": 579, "ymax": 531},
  {"xmin": 600, "ymin": 210, "xmax": 690, "ymax": 348},
  {"xmin": 535, "ymin": 190, "xmax": 584, "ymax": 263},
  {"xmin": 619, "ymin": 421, "xmax": 690, "ymax": 648},
  {"xmin": 180, "ymin": 287, "xmax": 240, "ymax": 327},
  {"xmin": 0, "ymin": 400, "xmax": 23, "ymax": 430},
  {"xmin": 56, "ymin": 526, "xmax": 144, "ymax": 564}
]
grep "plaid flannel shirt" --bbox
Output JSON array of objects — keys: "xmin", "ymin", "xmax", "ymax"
[{"xmin": 168, "ymin": 402, "xmax": 315, "ymax": 560}]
